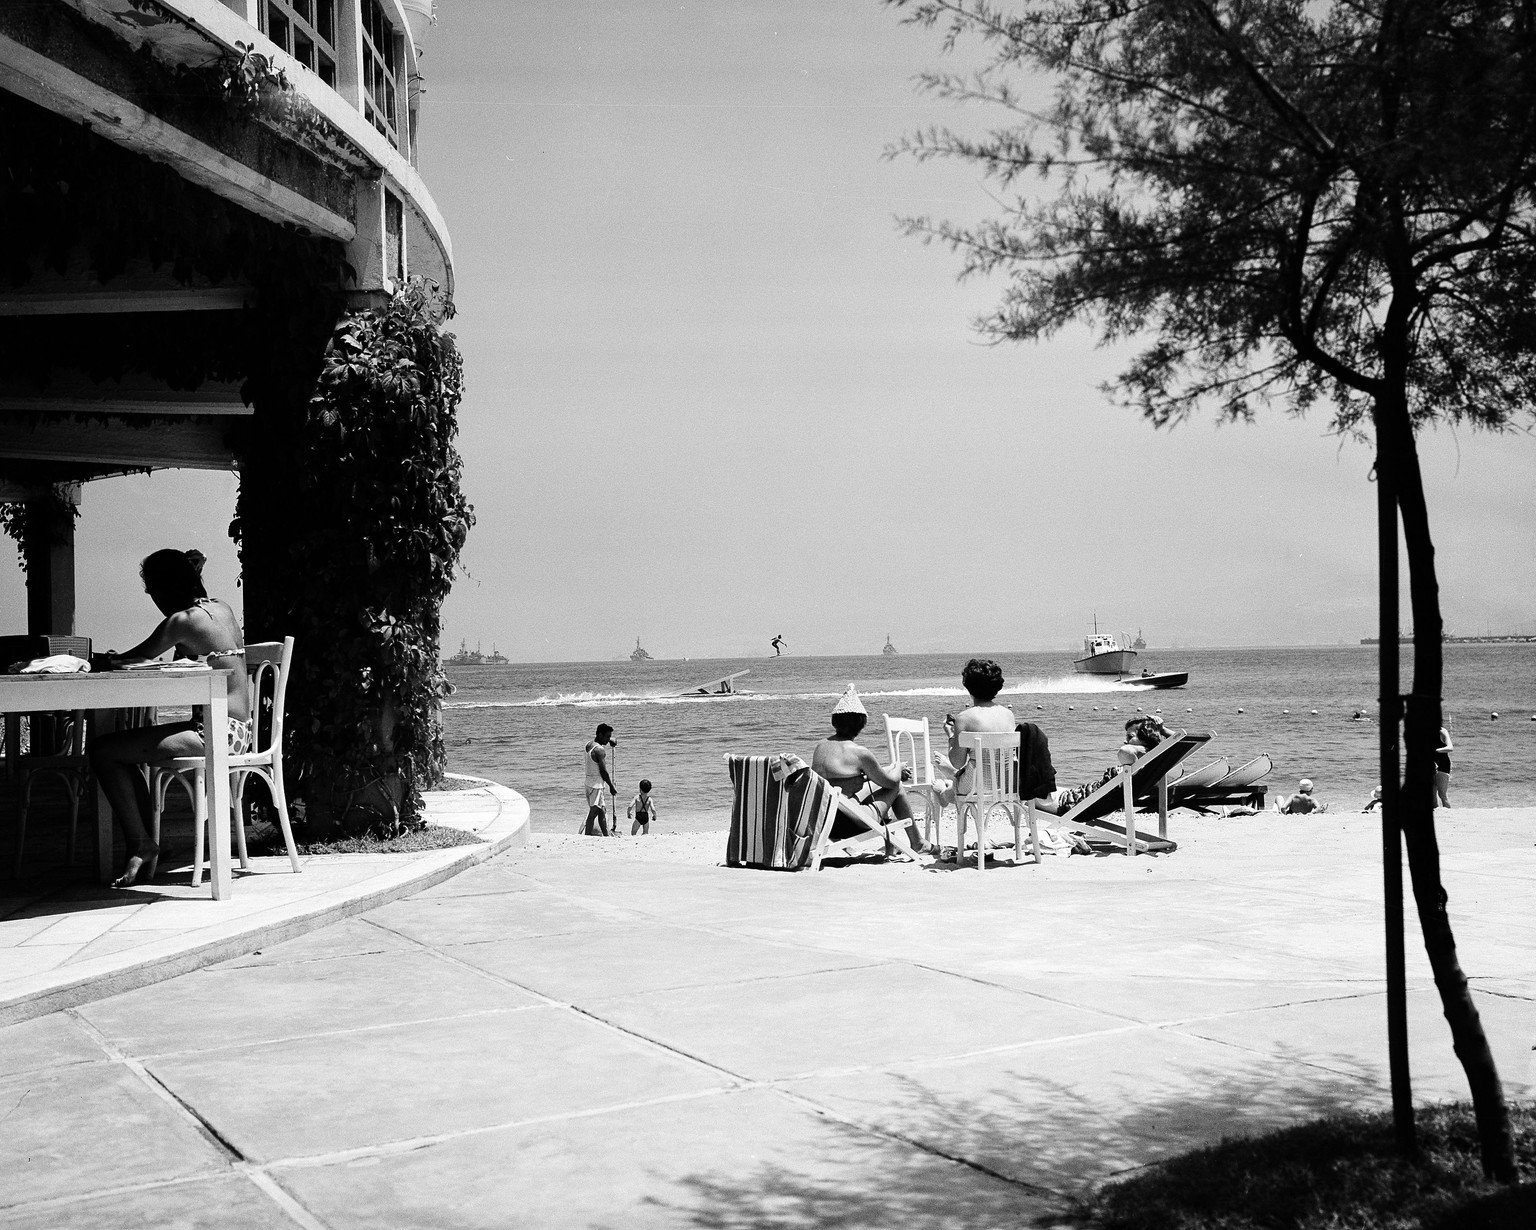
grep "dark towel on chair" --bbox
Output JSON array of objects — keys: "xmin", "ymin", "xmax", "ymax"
[{"xmin": 1016, "ymin": 722, "xmax": 1056, "ymax": 800}]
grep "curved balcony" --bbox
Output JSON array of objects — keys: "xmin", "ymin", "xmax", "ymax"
[{"xmin": 0, "ymin": 0, "xmax": 452, "ymax": 294}]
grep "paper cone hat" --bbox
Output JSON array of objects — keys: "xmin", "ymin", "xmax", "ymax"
[{"xmin": 831, "ymin": 684, "xmax": 866, "ymax": 716}]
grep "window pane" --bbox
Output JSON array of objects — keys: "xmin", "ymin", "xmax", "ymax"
[
  {"xmin": 294, "ymin": 30, "xmax": 314, "ymax": 71},
  {"xmin": 267, "ymin": 5, "xmax": 290, "ymax": 53},
  {"xmin": 318, "ymin": 53, "xmax": 335, "ymax": 87},
  {"xmin": 293, "ymin": 0, "xmax": 312, "ymax": 23},
  {"xmin": 316, "ymin": 0, "xmax": 334, "ymax": 45}
]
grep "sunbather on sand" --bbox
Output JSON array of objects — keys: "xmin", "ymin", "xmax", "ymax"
[
  {"xmin": 1031, "ymin": 715, "xmax": 1172, "ymax": 815},
  {"xmin": 1277, "ymin": 778, "xmax": 1327, "ymax": 814},
  {"xmin": 812, "ymin": 685, "xmax": 930, "ymax": 855},
  {"xmin": 929, "ymin": 658, "xmax": 1017, "ymax": 810}
]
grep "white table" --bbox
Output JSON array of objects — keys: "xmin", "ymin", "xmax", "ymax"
[{"xmin": 0, "ymin": 668, "xmax": 235, "ymax": 899}]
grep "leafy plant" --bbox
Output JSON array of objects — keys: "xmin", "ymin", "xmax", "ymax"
[{"xmin": 235, "ymin": 279, "xmax": 473, "ymax": 834}]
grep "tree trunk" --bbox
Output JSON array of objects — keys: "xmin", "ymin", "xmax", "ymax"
[{"xmin": 1377, "ymin": 398, "xmax": 1516, "ymax": 1181}]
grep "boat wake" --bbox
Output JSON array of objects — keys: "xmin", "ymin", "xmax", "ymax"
[{"xmin": 447, "ymin": 674, "xmax": 1136, "ymax": 710}]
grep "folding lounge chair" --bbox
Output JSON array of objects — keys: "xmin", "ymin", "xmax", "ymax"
[
  {"xmin": 1027, "ymin": 729, "xmax": 1214, "ymax": 854},
  {"xmin": 724, "ymin": 754, "xmax": 919, "ymax": 871},
  {"xmin": 1158, "ymin": 753, "xmax": 1273, "ymax": 814}
]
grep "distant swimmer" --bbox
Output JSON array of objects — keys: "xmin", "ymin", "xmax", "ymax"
[
  {"xmin": 1350, "ymin": 709, "xmax": 1369, "ymax": 722},
  {"xmin": 771, "ymin": 634, "xmax": 788, "ymax": 656}
]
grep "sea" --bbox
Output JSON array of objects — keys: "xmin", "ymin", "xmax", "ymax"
[{"xmin": 443, "ymin": 645, "xmax": 1536, "ymax": 833}]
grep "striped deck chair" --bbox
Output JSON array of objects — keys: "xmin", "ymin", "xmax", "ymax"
[
  {"xmin": 1027, "ymin": 729, "xmax": 1214, "ymax": 854},
  {"xmin": 724, "ymin": 754, "xmax": 917, "ymax": 870}
]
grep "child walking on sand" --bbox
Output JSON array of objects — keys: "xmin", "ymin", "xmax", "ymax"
[{"xmin": 628, "ymin": 779, "xmax": 657, "ymax": 835}]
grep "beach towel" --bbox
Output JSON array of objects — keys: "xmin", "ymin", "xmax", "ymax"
[
  {"xmin": 7, "ymin": 655, "xmax": 91, "ymax": 674},
  {"xmin": 1016, "ymin": 722, "xmax": 1056, "ymax": 799},
  {"xmin": 725, "ymin": 753, "xmax": 837, "ymax": 870}
]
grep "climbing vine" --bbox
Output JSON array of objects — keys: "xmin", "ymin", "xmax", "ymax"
[
  {"xmin": 0, "ymin": 488, "xmax": 81, "ymax": 574},
  {"xmin": 236, "ymin": 279, "xmax": 473, "ymax": 834}
]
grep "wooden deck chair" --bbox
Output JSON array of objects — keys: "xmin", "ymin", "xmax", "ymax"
[
  {"xmin": 954, "ymin": 730, "xmax": 1040, "ymax": 871},
  {"xmin": 884, "ymin": 714, "xmax": 943, "ymax": 845},
  {"xmin": 1028, "ymin": 729, "xmax": 1214, "ymax": 854}
]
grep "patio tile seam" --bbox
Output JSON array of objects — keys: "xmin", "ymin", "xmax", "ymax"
[
  {"xmin": 238, "ymin": 1167, "xmax": 336, "ymax": 1230},
  {"xmin": 0, "ymin": 1170, "xmax": 245, "ymax": 1220},
  {"xmin": 68, "ymin": 1008, "xmax": 249, "ymax": 1163},
  {"xmin": 1155, "ymin": 1019, "xmax": 1391, "ymax": 1088},
  {"xmin": 763, "ymin": 1020, "xmax": 1157, "ymax": 1085},
  {"xmin": 568, "ymin": 960, "xmax": 896, "ymax": 1005},
  {"xmin": 114, "ymin": 1003, "xmax": 554, "ymax": 1062},
  {"xmin": 257, "ymin": 1085, "xmax": 747, "ymax": 1172},
  {"xmin": 762, "ymin": 1081, "xmax": 1073, "ymax": 1205}
]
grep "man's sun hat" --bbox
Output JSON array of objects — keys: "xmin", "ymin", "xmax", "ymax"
[
  {"xmin": 832, "ymin": 684, "xmax": 866, "ymax": 716},
  {"xmin": 1299, "ymin": 778, "xmax": 1314, "ymax": 793}
]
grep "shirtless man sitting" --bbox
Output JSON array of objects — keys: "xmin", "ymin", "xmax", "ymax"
[
  {"xmin": 811, "ymin": 685, "xmax": 930, "ymax": 856},
  {"xmin": 931, "ymin": 658, "xmax": 1017, "ymax": 810}
]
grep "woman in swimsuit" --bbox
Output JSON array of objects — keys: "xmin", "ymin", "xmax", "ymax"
[
  {"xmin": 89, "ymin": 549, "xmax": 250, "ymax": 887},
  {"xmin": 810, "ymin": 685, "xmax": 930, "ymax": 855}
]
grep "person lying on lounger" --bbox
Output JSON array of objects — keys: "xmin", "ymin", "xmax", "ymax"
[
  {"xmin": 811, "ymin": 685, "xmax": 931, "ymax": 855},
  {"xmin": 1030, "ymin": 715, "xmax": 1172, "ymax": 815}
]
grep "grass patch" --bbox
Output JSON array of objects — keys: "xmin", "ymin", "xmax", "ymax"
[
  {"xmin": 427, "ymin": 775, "xmax": 496, "ymax": 793},
  {"xmin": 1077, "ymin": 1102, "xmax": 1536, "ymax": 1230},
  {"xmin": 246, "ymin": 822, "xmax": 484, "ymax": 856}
]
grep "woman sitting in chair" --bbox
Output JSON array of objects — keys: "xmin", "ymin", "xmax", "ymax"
[
  {"xmin": 811, "ymin": 685, "xmax": 930, "ymax": 856},
  {"xmin": 89, "ymin": 549, "xmax": 249, "ymax": 887},
  {"xmin": 930, "ymin": 658, "xmax": 1017, "ymax": 810}
]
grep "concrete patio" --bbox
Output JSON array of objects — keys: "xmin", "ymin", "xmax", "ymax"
[
  {"xmin": 1, "ymin": 806, "xmax": 1532, "ymax": 1228},
  {"xmin": 0, "ymin": 776, "xmax": 528, "ymax": 1026}
]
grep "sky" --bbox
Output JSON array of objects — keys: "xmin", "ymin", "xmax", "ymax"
[{"xmin": 3, "ymin": 0, "xmax": 1533, "ymax": 659}]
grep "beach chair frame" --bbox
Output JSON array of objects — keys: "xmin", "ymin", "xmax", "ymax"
[{"xmin": 1028, "ymin": 729, "xmax": 1214, "ymax": 854}]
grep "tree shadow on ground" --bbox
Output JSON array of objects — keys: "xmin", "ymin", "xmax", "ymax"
[{"xmin": 639, "ymin": 1045, "xmax": 1393, "ymax": 1227}]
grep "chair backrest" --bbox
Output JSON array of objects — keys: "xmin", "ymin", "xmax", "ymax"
[
  {"xmin": 884, "ymin": 715, "xmax": 934, "ymax": 788},
  {"xmin": 244, "ymin": 638, "xmax": 294, "ymax": 756},
  {"xmin": 959, "ymin": 730, "xmax": 1021, "ymax": 804}
]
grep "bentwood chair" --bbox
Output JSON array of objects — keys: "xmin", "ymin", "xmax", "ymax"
[
  {"xmin": 954, "ymin": 730, "xmax": 1040, "ymax": 871},
  {"xmin": 10, "ymin": 710, "xmax": 89, "ymax": 877},
  {"xmin": 151, "ymin": 638, "xmax": 300, "ymax": 885},
  {"xmin": 884, "ymin": 714, "xmax": 942, "ymax": 846}
]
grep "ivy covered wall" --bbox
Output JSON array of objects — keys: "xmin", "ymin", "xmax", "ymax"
[
  {"xmin": 4, "ymin": 92, "xmax": 472, "ymax": 835},
  {"xmin": 237, "ymin": 280, "xmax": 473, "ymax": 834}
]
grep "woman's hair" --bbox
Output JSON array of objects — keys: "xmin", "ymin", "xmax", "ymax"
[
  {"xmin": 139, "ymin": 549, "xmax": 208, "ymax": 601},
  {"xmin": 1126, "ymin": 715, "xmax": 1168, "ymax": 746},
  {"xmin": 831, "ymin": 711, "xmax": 868, "ymax": 738},
  {"xmin": 961, "ymin": 658, "xmax": 1004, "ymax": 702}
]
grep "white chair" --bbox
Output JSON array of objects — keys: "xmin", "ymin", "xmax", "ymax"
[
  {"xmin": 10, "ymin": 710, "xmax": 88, "ymax": 877},
  {"xmin": 884, "ymin": 714, "xmax": 943, "ymax": 846},
  {"xmin": 150, "ymin": 638, "xmax": 300, "ymax": 885},
  {"xmin": 954, "ymin": 730, "xmax": 1040, "ymax": 871}
]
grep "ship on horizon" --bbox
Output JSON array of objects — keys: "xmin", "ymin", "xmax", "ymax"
[
  {"xmin": 630, "ymin": 638, "xmax": 654, "ymax": 662},
  {"xmin": 882, "ymin": 634, "xmax": 898, "ymax": 656}
]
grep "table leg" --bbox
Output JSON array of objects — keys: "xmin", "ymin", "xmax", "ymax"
[
  {"xmin": 205, "ymin": 684, "xmax": 232, "ymax": 900},
  {"xmin": 92, "ymin": 708, "xmax": 116, "ymax": 883}
]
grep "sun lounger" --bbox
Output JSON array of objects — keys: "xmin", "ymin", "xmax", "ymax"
[
  {"xmin": 1158, "ymin": 753, "xmax": 1273, "ymax": 814},
  {"xmin": 724, "ymin": 754, "xmax": 918, "ymax": 871},
  {"xmin": 1028, "ymin": 729, "xmax": 1214, "ymax": 854}
]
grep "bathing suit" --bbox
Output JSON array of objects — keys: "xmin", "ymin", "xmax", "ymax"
[
  {"xmin": 584, "ymin": 741, "xmax": 610, "ymax": 808},
  {"xmin": 192, "ymin": 716, "xmax": 253, "ymax": 754}
]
